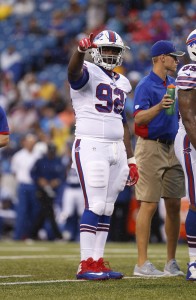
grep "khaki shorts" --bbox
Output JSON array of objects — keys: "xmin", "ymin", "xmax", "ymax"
[{"xmin": 135, "ymin": 137, "xmax": 185, "ymax": 202}]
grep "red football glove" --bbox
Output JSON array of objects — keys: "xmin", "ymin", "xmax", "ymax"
[
  {"xmin": 78, "ymin": 33, "xmax": 97, "ymax": 53},
  {"xmin": 127, "ymin": 163, "xmax": 139, "ymax": 186}
]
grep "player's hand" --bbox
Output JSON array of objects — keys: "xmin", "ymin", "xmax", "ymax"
[
  {"xmin": 78, "ymin": 33, "xmax": 97, "ymax": 52},
  {"xmin": 127, "ymin": 164, "xmax": 139, "ymax": 186}
]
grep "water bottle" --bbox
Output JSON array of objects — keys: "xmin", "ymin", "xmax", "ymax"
[{"xmin": 165, "ymin": 84, "xmax": 176, "ymax": 115}]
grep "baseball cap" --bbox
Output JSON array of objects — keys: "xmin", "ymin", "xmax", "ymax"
[{"xmin": 151, "ymin": 40, "xmax": 185, "ymax": 57}]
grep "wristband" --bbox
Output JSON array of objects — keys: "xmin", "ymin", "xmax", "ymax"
[
  {"xmin": 127, "ymin": 157, "xmax": 136, "ymax": 165},
  {"xmin": 77, "ymin": 46, "xmax": 86, "ymax": 53}
]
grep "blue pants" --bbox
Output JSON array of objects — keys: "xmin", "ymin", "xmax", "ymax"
[{"xmin": 14, "ymin": 183, "xmax": 40, "ymax": 240}]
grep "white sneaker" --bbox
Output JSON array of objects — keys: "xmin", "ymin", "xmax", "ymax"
[
  {"xmin": 164, "ymin": 259, "xmax": 185, "ymax": 276},
  {"xmin": 133, "ymin": 260, "xmax": 166, "ymax": 277}
]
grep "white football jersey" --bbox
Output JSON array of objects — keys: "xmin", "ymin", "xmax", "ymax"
[
  {"xmin": 176, "ymin": 63, "xmax": 196, "ymax": 131},
  {"xmin": 70, "ymin": 61, "xmax": 132, "ymax": 141}
]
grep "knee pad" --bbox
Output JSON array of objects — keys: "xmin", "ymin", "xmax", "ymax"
[
  {"xmin": 90, "ymin": 199, "xmax": 105, "ymax": 216},
  {"xmin": 86, "ymin": 161, "xmax": 109, "ymax": 188},
  {"xmin": 104, "ymin": 203, "xmax": 114, "ymax": 216}
]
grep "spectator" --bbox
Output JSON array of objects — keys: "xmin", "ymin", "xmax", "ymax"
[
  {"xmin": 105, "ymin": 4, "xmax": 127, "ymax": 36},
  {"xmin": 27, "ymin": 17, "xmax": 47, "ymax": 36},
  {"xmin": 147, "ymin": 10, "xmax": 171, "ymax": 43},
  {"xmin": 8, "ymin": 104, "xmax": 39, "ymax": 135},
  {"xmin": 133, "ymin": 40, "xmax": 185, "ymax": 277},
  {"xmin": 0, "ymin": 45, "xmax": 24, "ymax": 83},
  {"xmin": 12, "ymin": 0, "xmax": 35, "ymax": 16},
  {"xmin": 17, "ymin": 72, "xmax": 41, "ymax": 104},
  {"xmin": 85, "ymin": 0, "xmax": 106, "ymax": 32},
  {"xmin": 0, "ymin": 3, "xmax": 13, "ymax": 21},
  {"xmin": 48, "ymin": 10, "xmax": 67, "ymax": 47},
  {"xmin": 38, "ymin": 75, "xmax": 58, "ymax": 101},
  {"xmin": 127, "ymin": 10, "xmax": 152, "ymax": 43},
  {"xmin": 42, "ymin": 42, "xmax": 70, "ymax": 66},
  {"xmin": 38, "ymin": 102, "xmax": 64, "ymax": 136},
  {"xmin": 12, "ymin": 20, "xmax": 26, "ymax": 38},
  {"xmin": 128, "ymin": 48, "xmax": 151, "ymax": 75}
]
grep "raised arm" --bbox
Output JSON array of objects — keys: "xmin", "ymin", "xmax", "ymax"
[{"xmin": 68, "ymin": 33, "xmax": 97, "ymax": 82}]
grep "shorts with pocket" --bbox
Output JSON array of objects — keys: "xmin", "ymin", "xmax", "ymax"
[{"xmin": 134, "ymin": 137, "xmax": 185, "ymax": 202}]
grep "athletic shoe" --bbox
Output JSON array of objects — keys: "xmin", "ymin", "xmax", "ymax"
[
  {"xmin": 76, "ymin": 257, "xmax": 109, "ymax": 280},
  {"xmin": 186, "ymin": 261, "xmax": 196, "ymax": 281},
  {"xmin": 164, "ymin": 259, "xmax": 185, "ymax": 276},
  {"xmin": 96, "ymin": 258, "xmax": 124, "ymax": 279},
  {"xmin": 133, "ymin": 260, "xmax": 166, "ymax": 277}
]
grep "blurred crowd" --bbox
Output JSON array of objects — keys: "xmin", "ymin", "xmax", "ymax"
[{"xmin": 0, "ymin": 0, "xmax": 195, "ymax": 241}]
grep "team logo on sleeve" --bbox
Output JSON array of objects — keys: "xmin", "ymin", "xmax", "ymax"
[{"xmin": 183, "ymin": 147, "xmax": 192, "ymax": 155}]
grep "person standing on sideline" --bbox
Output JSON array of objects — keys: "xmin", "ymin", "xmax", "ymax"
[
  {"xmin": 174, "ymin": 29, "xmax": 196, "ymax": 281},
  {"xmin": 11, "ymin": 134, "xmax": 41, "ymax": 240},
  {"xmin": 133, "ymin": 40, "xmax": 185, "ymax": 277},
  {"xmin": 30, "ymin": 143, "xmax": 64, "ymax": 240},
  {"xmin": 68, "ymin": 30, "xmax": 139, "ymax": 280}
]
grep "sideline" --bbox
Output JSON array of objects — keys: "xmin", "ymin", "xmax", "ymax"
[
  {"xmin": 0, "ymin": 277, "xmax": 159, "ymax": 285},
  {"xmin": 0, "ymin": 275, "xmax": 32, "ymax": 278}
]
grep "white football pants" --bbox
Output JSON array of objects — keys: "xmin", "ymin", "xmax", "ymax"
[{"xmin": 72, "ymin": 138, "xmax": 129, "ymax": 216}]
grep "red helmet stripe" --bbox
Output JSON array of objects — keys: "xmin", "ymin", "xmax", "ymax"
[
  {"xmin": 186, "ymin": 37, "xmax": 196, "ymax": 45},
  {"xmin": 108, "ymin": 30, "xmax": 116, "ymax": 42}
]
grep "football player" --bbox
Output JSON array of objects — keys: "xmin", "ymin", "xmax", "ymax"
[
  {"xmin": 68, "ymin": 30, "xmax": 139, "ymax": 280},
  {"xmin": 174, "ymin": 28, "xmax": 196, "ymax": 280},
  {"xmin": 0, "ymin": 106, "xmax": 9, "ymax": 147}
]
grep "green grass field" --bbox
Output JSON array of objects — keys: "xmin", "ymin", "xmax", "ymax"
[{"xmin": 0, "ymin": 241, "xmax": 194, "ymax": 300}]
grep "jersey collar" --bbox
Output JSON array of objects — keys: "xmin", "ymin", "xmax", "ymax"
[
  {"xmin": 99, "ymin": 66, "xmax": 120, "ymax": 81},
  {"xmin": 149, "ymin": 70, "xmax": 169, "ymax": 85}
]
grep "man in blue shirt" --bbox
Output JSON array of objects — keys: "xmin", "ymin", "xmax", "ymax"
[
  {"xmin": 133, "ymin": 40, "xmax": 185, "ymax": 277},
  {"xmin": 30, "ymin": 143, "xmax": 64, "ymax": 240}
]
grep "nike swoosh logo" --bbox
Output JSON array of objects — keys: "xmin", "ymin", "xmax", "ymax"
[
  {"xmin": 189, "ymin": 265, "xmax": 196, "ymax": 277},
  {"xmin": 185, "ymin": 73, "xmax": 191, "ymax": 76},
  {"xmin": 88, "ymin": 272, "xmax": 104, "ymax": 275}
]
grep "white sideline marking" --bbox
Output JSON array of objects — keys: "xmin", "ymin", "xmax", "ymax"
[
  {"xmin": 0, "ymin": 277, "xmax": 159, "ymax": 285},
  {"xmin": 0, "ymin": 254, "xmax": 177, "ymax": 260},
  {"xmin": 0, "ymin": 247, "xmax": 49, "ymax": 252},
  {"xmin": 0, "ymin": 255, "xmax": 78, "ymax": 260},
  {"xmin": 0, "ymin": 275, "xmax": 32, "ymax": 278},
  {"xmin": 0, "ymin": 247, "xmax": 186, "ymax": 254},
  {"xmin": 125, "ymin": 276, "xmax": 162, "ymax": 279},
  {"xmin": 0, "ymin": 280, "xmax": 85, "ymax": 285}
]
